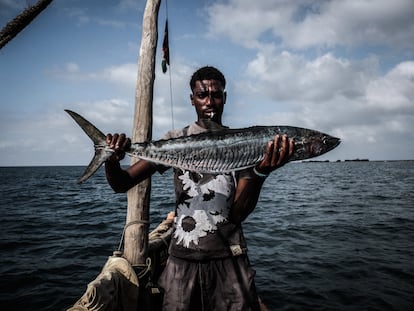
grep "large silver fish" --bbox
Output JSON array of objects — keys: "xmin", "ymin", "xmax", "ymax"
[{"xmin": 65, "ymin": 110, "xmax": 340, "ymax": 183}]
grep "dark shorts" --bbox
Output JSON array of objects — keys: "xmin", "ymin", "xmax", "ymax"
[{"xmin": 158, "ymin": 255, "xmax": 260, "ymax": 311}]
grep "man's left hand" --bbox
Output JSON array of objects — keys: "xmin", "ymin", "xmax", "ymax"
[{"xmin": 255, "ymin": 134, "xmax": 294, "ymax": 176}]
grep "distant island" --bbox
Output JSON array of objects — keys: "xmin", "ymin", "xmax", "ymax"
[
  {"xmin": 304, "ymin": 158, "xmax": 369, "ymax": 163},
  {"xmin": 303, "ymin": 159, "xmax": 414, "ymax": 163}
]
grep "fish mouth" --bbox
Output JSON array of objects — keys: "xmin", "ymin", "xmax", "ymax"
[{"xmin": 324, "ymin": 136, "xmax": 341, "ymax": 150}]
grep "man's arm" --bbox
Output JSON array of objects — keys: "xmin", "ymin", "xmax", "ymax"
[
  {"xmin": 230, "ymin": 175, "xmax": 266, "ymax": 223},
  {"xmin": 105, "ymin": 159, "xmax": 157, "ymax": 193},
  {"xmin": 230, "ymin": 134, "xmax": 294, "ymax": 223}
]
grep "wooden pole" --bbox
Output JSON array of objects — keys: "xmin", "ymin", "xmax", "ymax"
[
  {"xmin": 124, "ymin": 0, "xmax": 161, "ymax": 266},
  {"xmin": 0, "ymin": 0, "xmax": 53, "ymax": 50}
]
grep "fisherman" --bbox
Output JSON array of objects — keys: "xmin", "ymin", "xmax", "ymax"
[{"xmin": 104, "ymin": 66, "xmax": 294, "ymax": 310}]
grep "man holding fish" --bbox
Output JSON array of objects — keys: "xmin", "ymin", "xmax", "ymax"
[{"xmin": 105, "ymin": 66, "xmax": 293, "ymax": 310}]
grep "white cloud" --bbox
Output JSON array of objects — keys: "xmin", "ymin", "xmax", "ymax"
[
  {"xmin": 46, "ymin": 58, "xmax": 199, "ymax": 142},
  {"xmin": 206, "ymin": 0, "xmax": 414, "ymax": 50},
  {"xmin": 242, "ymin": 50, "xmax": 376, "ymax": 104},
  {"xmin": 0, "ymin": 99, "xmax": 136, "ymax": 166},
  {"xmin": 2, "ymin": 0, "xmax": 413, "ymax": 165},
  {"xmin": 285, "ymin": 0, "xmax": 414, "ymax": 49},
  {"xmin": 102, "ymin": 63, "xmax": 138, "ymax": 86},
  {"xmin": 366, "ymin": 61, "xmax": 414, "ymax": 111},
  {"xmin": 201, "ymin": 0, "xmax": 414, "ymax": 161},
  {"xmin": 65, "ymin": 62, "xmax": 80, "ymax": 73},
  {"xmin": 95, "ymin": 18, "xmax": 126, "ymax": 28},
  {"xmin": 234, "ymin": 48, "xmax": 414, "ymax": 160},
  {"xmin": 49, "ymin": 62, "xmax": 138, "ymax": 88},
  {"xmin": 28, "ymin": 58, "xmax": 199, "ymax": 167}
]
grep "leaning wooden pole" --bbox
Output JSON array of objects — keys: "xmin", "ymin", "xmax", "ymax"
[
  {"xmin": 0, "ymin": 0, "xmax": 53, "ymax": 50},
  {"xmin": 124, "ymin": 0, "xmax": 161, "ymax": 266}
]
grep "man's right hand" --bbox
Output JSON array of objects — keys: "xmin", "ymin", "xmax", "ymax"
[{"xmin": 106, "ymin": 133, "xmax": 131, "ymax": 162}]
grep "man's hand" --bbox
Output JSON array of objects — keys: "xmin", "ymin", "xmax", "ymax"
[
  {"xmin": 106, "ymin": 133, "xmax": 131, "ymax": 162},
  {"xmin": 255, "ymin": 134, "xmax": 294, "ymax": 176}
]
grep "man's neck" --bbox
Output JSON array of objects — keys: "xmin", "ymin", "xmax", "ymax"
[{"xmin": 196, "ymin": 118, "xmax": 224, "ymax": 130}]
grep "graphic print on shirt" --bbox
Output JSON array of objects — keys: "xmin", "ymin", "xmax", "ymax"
[{"xmin": 173, "ymin": 170, "xmax": 234, "ymax": 248}]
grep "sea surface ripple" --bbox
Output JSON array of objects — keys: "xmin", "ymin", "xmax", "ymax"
[{"xmin": 1, "ymin": 161, "xmax": 413, "ymax": 310}]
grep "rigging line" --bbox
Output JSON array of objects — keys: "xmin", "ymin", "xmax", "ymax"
[
  {"xmin": 165, "ymin": 0, "xmax": 175, "ymax": 130},
  {"xmin": 168, "ymin": 56, "xmax": 175, "ymax": 130}
]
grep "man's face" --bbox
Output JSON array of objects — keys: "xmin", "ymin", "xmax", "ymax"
[{"xmin": 191, "ymin": 79, "xmax": 226, "ymax": 125}]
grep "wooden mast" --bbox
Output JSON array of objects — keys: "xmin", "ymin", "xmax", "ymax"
[{"xmin": 124, "ymin": 0, "xmax": 161, "ymax": 266}]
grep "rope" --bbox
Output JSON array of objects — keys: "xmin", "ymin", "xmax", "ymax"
[
  {"xmin": 116, "ymin": 221, "xmax": 152, "ymax": 280},
  {"xmin": 117, "ymin": 220, "xmax": 150, "ymax": 252},
  {"xmin": 134, "ymin": 257, "xmax": 152, "ymax": 279},
  {"xmin": 168, "ymin": 58, "xmax": 175, "ymax": 130}
]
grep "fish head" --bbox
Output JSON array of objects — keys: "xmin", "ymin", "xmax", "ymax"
[{"xmin": 308, "ymin": 134, "xmax": 341, "ymax": 157}]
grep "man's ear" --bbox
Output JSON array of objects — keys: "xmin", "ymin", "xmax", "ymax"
[
  {"xmin": 190, "ymin": 94, "xmax": 194, "ymax": 106},
  {"xmin": 223, "ymin": 91, "xmax": 227, "ymax": 104}
]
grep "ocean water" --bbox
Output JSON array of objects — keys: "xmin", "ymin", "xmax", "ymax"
[{"xmin": 0, "ymin": 161, "xmax": 413, "ymax": 310}]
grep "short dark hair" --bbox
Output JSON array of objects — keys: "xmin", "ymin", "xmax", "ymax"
[{"xmin": 190, "ymin": 66, "xmax": 226, "ymax": 90}]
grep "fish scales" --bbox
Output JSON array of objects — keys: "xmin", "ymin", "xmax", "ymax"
[
  {"xmin": 133, "ymin": 127, "xmax": 270, "ymax": 172},
  {"xmin": 64, "ymin": 110, "xmax": 340, "ymax": 183}
]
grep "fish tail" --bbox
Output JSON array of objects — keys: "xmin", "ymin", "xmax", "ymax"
[{"xmin": 65, "ymin": 110, "xmax": 112, "ymax": 183}]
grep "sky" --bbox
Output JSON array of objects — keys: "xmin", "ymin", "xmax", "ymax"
[{"xmin": 1, "ymin": 0, "xmax": 413, "ymax": 167}]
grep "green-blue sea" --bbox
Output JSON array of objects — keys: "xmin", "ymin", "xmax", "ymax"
[{"xmin": 1, "ymin": 161, "xmax": 413, "ymax": 310}]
